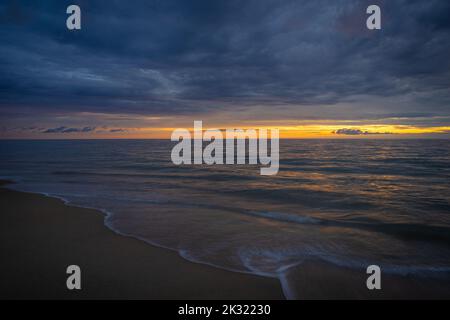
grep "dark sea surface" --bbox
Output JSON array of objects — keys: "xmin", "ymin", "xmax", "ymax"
[{"xmin": 1, "ymin": 139, "xmax": 450, "ymax": 297}]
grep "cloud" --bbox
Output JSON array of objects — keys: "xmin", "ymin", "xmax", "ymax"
[
  {"xmin": 109, "ymin": 128, "xmax": 128, "ymax": 133},
  {"xmin": 42, "ymin": 126, "xmax": 96, "ymax": 133},
  {"xmin": 0, "ymin": 0, "xmax": 449, "ymax": 128},
  {"xmin": 333, "ymin": 128, "xmax": 393, "ymax": 135}
]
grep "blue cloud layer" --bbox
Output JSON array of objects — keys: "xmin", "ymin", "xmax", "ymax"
[{"xmin": 0, "ymin": 0, "xmax": 449, "ymax": 125}]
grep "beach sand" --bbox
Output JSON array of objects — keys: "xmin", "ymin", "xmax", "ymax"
[
  {"xmin": 0, "ymin": 181, "xmax": 283, "ymax": 299},
  {"xmin": 283, "ymin": 260, "xmax": 450, "ymax": 299},
  {"xmin": 1, "ymin": 180, "xmax": 449, "ymax": 300}
]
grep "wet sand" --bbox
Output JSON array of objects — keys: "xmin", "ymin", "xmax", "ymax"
[
  {"xmin": 0, "ymin": 181, "xmax": 283, "ymax": 299},
  {"xmin": 1, "ymin": 180, "xmax": 449, "ymax": 300},
  {"xmin": 283, "ymin": 260, "xmax": 450, "ymax": 299}
]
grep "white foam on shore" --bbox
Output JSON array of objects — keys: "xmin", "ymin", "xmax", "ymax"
[{"xmin": 3, "ymin": 177, "xmax": 450, "ymax": 300}]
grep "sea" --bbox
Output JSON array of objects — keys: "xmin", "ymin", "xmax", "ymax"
[{"xmin": 1, "ymin": 139, "xmax": 449, "ymax": 297}]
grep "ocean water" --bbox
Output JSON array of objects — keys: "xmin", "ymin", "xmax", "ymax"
[{"xmin": 1, "ymin": 139, "xmax": 450, "ymax": 296}]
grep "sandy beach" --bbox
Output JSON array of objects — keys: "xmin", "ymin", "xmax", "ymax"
[
  {"xmin": 1, "ymin": 179, "xmax": 450, "ymax": 300},
  {"xmin": 283, "ymin": 260, "xmax": 450, "ymax": 299},
  {"xmin": 0, "ymin": 181, "xmax": 283, "ymax": 299}
]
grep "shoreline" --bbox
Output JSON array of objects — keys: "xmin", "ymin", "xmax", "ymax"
[
  {"xmin": 2, "ymin": 180, "xmax": 284, "ymax": 284},
  {"xmin": 0, "ymin": 180, "xmax": 284, "ymax": 299},
  {"xmin": 1, "ymin": 179, "xmax": 450, "ymax": 299}
]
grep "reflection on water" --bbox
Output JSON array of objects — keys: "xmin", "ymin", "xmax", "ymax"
[{"xmin": 1, "ymin": 139, "xmax": 450, "ymax": 294}]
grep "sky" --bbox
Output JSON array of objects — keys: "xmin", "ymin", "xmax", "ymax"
[{"xmin": 0, "ymin": 0, "xmax": 449, "ymax": 139}]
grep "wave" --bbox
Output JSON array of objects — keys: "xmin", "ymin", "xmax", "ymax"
[
  {"xmin": 245, "ymin": 211, "xmax": 321, "ymax": 224},
  {"xmin": 243, "ymin": 210, "xmax": 450, "ymax": 245},
  {"xmin": 2, "ymin": 139, "xmax": 450, "ymax": 299},
  {"xmin": 2, "ymin": 179, "xmax": 450, "ymax": 300}
]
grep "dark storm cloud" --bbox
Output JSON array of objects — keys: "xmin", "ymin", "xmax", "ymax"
[
  {"xmin": 334, "ymin": 128, "xmax": 392, "ymax": 135},
  {"xmin": 42, "ymin": 126, "xmax": 96, "ymax": 133},
  {"xmin": 109, "ymin": 128, "xmax": 128, "ymax": 133},
  {"xmin": 0, "ymin": 0, "xmax": 449, "ymax": 119}
]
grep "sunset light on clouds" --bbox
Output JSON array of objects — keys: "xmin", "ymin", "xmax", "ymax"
[{"xmin": 1, "ymin": 0, "xmax": 450, "ymax": 140}]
